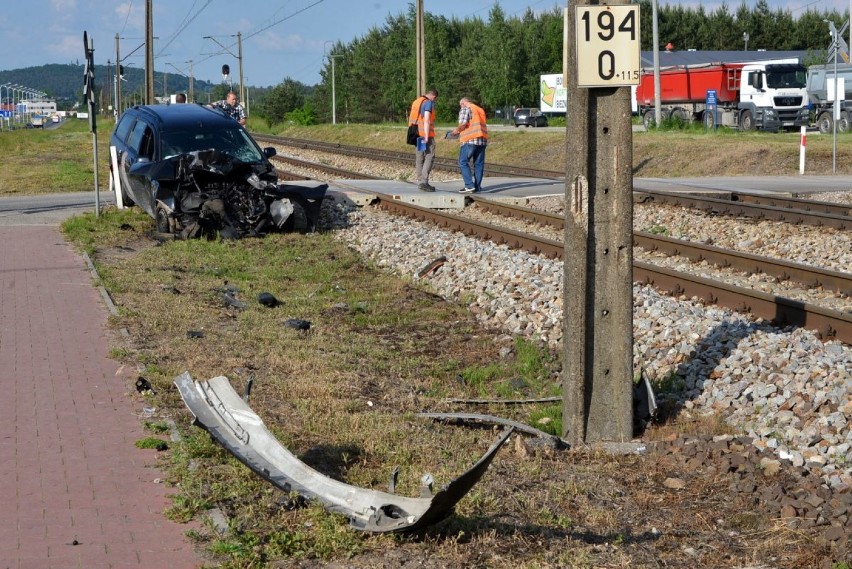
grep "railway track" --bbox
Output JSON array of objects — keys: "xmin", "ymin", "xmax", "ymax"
[
  {"xmin": 257, "ymin": 142, "xmax": 852, "ymax": 342},
  {"xmin": 376, "ymin": 197, "xmax": 852, "ymax": 343},
  {"xmin": 254, "ymin": 133, "xmax": 565, "ymax": 179},
  {"xmin": 260, "ymin": 134, "xmax": 852, "ymax": 226},
  {"xmin": 471, "ymin": 197, "xmax": 852, "ymax": 297},
  {"xmin": 637, "ymin": 190, "xmax": 852, "ymax": 230},
  {"xmin": 270, "ymin": 154, "xmax": 380, "ymax": 181}
]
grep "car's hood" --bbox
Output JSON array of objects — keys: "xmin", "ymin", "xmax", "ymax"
[{"xmin": 138, "ymin": 149, "xmax": 269, "ymax": 182}]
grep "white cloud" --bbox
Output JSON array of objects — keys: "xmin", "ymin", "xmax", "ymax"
[
  {"xmin": 50, "ymin": 0, "xmax": 77, "ymax": 10},
  {"xmin": 253, "ymin": 30, "xmax": 309, "ymax": 52},
  {"xmin": 51, "ymin": 34, "xmax": 84, "ymax": 60}
]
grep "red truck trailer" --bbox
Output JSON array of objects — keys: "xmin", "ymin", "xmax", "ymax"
[{"xmin": 636, "ymin": 60, "xmax": 809, "ymax": 131}]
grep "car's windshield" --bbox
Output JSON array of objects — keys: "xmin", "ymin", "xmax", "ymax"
[{"xmin": 161, "ymin": 128, "xmax": 264, "ymax": 162}]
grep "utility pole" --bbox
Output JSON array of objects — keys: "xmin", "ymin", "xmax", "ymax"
[
  {"xmin": 652, "ymin": 0, "xmax": 661, "ymax": 126},
  {"xmin": 189, "ymin": 60, "xmax": 194, "ymax": 103},
  {"xmin": 415, "ymin": 0, "xmax": 425, "ymax": 95},
  {"xmin": 145, "ymin": 0, "xmax": 154, "ymax": 104},
  {"xmin": 563, "ymin": 1, "xmax": 640, "ymax": 445},
  {"xmin": 106, "ymin": 59, "xmax": 112, "ymax": 113},
  {"xmin": 237, "ymin": 32, "xmax": 244, "ymax": 107},
  {"xmin": 115, "ymin": 33, "xmax": 121, "ymax": 115}
]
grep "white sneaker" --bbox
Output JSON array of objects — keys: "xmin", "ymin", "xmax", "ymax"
[{"xmin": 459, "ymin": 187, "xmax": 476, "ymax": 194}]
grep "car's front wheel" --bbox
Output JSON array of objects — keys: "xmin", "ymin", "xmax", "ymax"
[{"xmin": 155, "ymin": 205, "xmax": 171, "ymax": 233}]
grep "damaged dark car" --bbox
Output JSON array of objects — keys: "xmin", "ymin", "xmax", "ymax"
[{"xmin": 110, "ymin": 104, "xmax": 326, "ymax": 238}]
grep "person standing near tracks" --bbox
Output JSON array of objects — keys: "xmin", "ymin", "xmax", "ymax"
[
  {"xmin": 409, "ymin": 89, "xmax": 439, "ymax": 192},
  {"xmin": 451, "ymin": 97, "xmax": 488, "ymax": 194}
]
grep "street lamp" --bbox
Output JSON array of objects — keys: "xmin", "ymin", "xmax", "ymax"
[
  {"xmin": 203, "ymin": 33, "xmax": 244, "ymax": 106},
  {"xmin": 324, "ymin": 41, "xmax": 342, "ymax": 125},
  {"xmin": 0, "ymin": 83, "xmax": 11, "ymax": 130},
  {"xmin": 10, "ymin": 85, "xmax": 24, "ymax": 125}
]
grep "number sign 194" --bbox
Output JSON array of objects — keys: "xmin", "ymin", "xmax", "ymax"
[{"xmin": 575, "ymin": 5, "xmax": 641, "ymax": 88}]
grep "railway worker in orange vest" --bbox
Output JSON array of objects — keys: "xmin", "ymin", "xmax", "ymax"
[
  {"xmin": 409, "ymin": 89, "xmax": 439, "ymax": 192},
  {"xmin": 451, "ymin": 97, "xmax": 488, "ymax": 194}
]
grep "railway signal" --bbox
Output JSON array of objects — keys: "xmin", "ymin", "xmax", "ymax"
[{"xmin": 83, "ymin": 31, "xmax": 101, "ymax": 217}]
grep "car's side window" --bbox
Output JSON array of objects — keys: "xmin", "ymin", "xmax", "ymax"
[
  {"xmin": 138, "ymin": 127, "xmax": 155, "ymax": 160},
  {"xmin": 114, "ymin": 115, "xmax": 136, "ymax": 145},
  {"xmin": 127, "ymin": 120, "xmax": 150, "ymax": 156}
]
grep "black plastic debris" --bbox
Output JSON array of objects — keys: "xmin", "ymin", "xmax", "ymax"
[
  {"xmin": 187, "ymin": 330, "xmax": 205, "ymax": 339},
  {"xmin": 135, "ymin": 377, "xmax": 154, "ymax": 393},
  {"xmin": 119, "ymin": 223, "xmax": 134, "ymax": 231},
  {"xmin": 257, "ymin": 292, "xmax": 279, "ymax": 307},
  {"xmin": 284, "ymin": 319, "xmax": 311, "ymax": 331}
]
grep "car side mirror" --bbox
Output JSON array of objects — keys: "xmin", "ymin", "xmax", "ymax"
[{"xmin": 263, "ymin": 147, "xmax": 277, "ymax": 158}]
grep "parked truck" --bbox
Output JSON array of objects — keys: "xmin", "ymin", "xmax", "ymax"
[
  {"xmin": 636, "ymin": 60, "xmax": 809, "ymax": 131},
  {"xmin": 807, "ymin": 63, "xmax": 852, "ymax": 133}
]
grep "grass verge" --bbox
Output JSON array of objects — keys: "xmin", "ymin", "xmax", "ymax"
[{"xmin": 56, "ymin": 205, "xmax": 847, "ymax": 568}]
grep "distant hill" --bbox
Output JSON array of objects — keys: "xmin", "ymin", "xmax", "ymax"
[{"xmin": 0, "ymin": 64, "xmax": 219, "ymax": 109}]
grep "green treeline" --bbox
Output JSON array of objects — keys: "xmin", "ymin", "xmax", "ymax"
[{"xmin": 258, "ymin": 1, "xmax": 847, "ymax": 125}]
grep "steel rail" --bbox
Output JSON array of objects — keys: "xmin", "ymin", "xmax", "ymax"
[
  {"xmin": 377, "ymin": 198, "xmax": 563, "ymax": 259},
  {"xmin": 633, "ymin": 261, "xmax": 852, "ymax": 341},
  {"xmin": 270, "ymin": 154, "xmax": 380, "ymax": 180},
  {"xmin": 471, "ymin": 196, "xmax": 852, "ymax": 296},
  {"xmin": 377, "ymin": 197, "xmax": 852, "ymax": 343},
  {"xmin": 730, "ymin": 192, "xmax": 852, "ymax": 217},
  {"xmin": 636, "ymin": 190, "xmax": 852, "ymax": 230}
]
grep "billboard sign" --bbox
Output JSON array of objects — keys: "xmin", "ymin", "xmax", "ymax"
[{"xmin": 540, "ymin": 73, "xmax": 567, "ymax": 113}]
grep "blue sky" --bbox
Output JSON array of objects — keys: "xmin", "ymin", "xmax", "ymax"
[{"xmin": 1, "ymin": 0, "xmax": 848, "ymax": 88}]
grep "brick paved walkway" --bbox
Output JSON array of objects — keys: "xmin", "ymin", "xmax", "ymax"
[{"xmin": 0, "ymin": 226, "xmax": 201, "ymax": 569}]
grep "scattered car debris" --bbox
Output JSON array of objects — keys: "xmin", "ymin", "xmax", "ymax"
[
  {"xmin": 174, "ymin": 372, "xmax": 512, "ymax": 532},
  {"xmin": 257, "ymin": 292, "xmax": 279, "ymax": 307},
  {"xmin": 417, "ymin": 256, "xmax": 447, "ymax": 278},
  {"xmin": 442, "ymin": 396, "xmax": 562, "ymax": 405},
  {"xmin": 418, "ymin": 412, "xmax": 569, "ymax": 450},
  {"xmin": 135, "ymin": 376, "xmax": 154, "ymax": 393},
  {"xmin": 284, "ymin": 318, "xmax": 311, "ymax": 331},
  {"xmin": 633, "ymin": 374, "xmax": 658, "ymax": 432},
  {"xmin": 217, "ymin": 285, "xmax": 247, "ymax": 310}
]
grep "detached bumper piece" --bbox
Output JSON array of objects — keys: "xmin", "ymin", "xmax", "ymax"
[{"xmin": 174, "ymin": 372, "xmax": 510, "ymax": 532}]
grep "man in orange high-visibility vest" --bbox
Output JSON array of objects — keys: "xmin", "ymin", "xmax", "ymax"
[
  {"xmin": 451, "ymin": 97, "xmax": 488, "ymax": 194},
  {"xmin": 408, "ymin": 89, "xmax": 439, "ymax": 192}
]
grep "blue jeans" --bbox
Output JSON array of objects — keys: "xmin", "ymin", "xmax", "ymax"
[{"xmin": 458, "ymin": 143, "xmax": 486, "ymax": 191}]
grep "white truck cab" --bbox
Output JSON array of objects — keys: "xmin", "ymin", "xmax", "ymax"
[{"xmin": 738, "ymin": 61, "xmax": 809, "ymax": 131}]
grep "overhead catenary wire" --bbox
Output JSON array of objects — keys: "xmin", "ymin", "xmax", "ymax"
[{"xmin": 156, "ymin": 0, "xmax": 214, "ymax": 58}]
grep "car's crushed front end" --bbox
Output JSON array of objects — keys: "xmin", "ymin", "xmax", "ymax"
[{"xmin": 150, "ymin": 149, "xmax": 327, "ymax": 239}]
